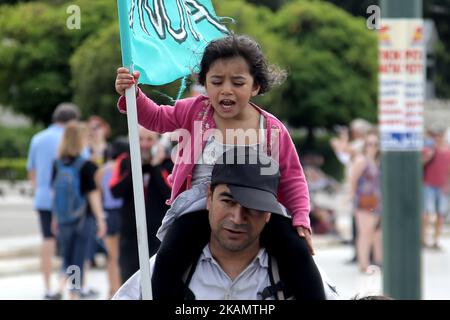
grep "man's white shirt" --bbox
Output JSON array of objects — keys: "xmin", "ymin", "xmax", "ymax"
[{"xmin": 112, "ymin": 245, "xmax": 339, "ymax": 300}]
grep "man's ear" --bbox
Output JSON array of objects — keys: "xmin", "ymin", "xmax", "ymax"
[
  {"xmin": 206, "ymin": 186, "xmax": 212, "ymax": 211},
  {"xmin": 265, "ymin": 213, "xmax": 271, "ymax": 223}
]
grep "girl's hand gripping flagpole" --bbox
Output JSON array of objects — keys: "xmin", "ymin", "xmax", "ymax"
[{"xmin": 116, "ymin": 0, "xmax": 152, "ymax": 299}]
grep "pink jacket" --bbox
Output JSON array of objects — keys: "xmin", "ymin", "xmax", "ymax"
[{"xmin": 118, "ymin": 89, "xmax": 310, "ymax": 229}]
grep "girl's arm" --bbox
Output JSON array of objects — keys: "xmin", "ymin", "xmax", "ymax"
[
  {"xmin": 115, "ymin": 67, "xmax": 194, "ymax": 133},
  {"xmin": 275, "ymin": 128, "xmax": 316, "ymax": 253},
  {"xmin": 276, "ymin": 128, "xmax": 311, "ymax": 229}
]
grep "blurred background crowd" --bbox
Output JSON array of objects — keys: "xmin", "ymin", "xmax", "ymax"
[{"xmin": 1, "ymin": 0, "xmax": 450, "ymax": 300}]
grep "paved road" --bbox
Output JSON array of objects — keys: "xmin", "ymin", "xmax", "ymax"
[
  {"xmin": 0, "ymin": 200, "xmax": 38, "ymax": 238},
  {"xmin": 1, "ymin": 183, "xmax": 449, "ymax": 300},
  {"xmin": 0, "ymin": 238, "xmax": 449, "ymax": 300},
  {"xmin": 314, "ymin": 237, "xmax": 450, "ymax": 300},
  {"xmin": 0, "ymin": 182, "xmax": 37, "ymax": 238},
  {"xmin": 0, "ymin": 268, "xmax": 110, "ymax": 300}
]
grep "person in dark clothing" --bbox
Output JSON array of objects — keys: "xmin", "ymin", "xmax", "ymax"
[
  {"xmin": 110, "ymin": 127, "xmax": 173, "ymax": 283},
  {"xmin": 95, "ymin": 136, "xmax": 129, "ymax": 298}
]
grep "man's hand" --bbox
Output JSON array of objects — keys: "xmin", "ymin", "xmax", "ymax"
[{"xmin": 296, "ymin": 226, "xmax": 315, "ymax": 255}]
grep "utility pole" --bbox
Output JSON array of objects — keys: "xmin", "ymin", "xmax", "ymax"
[{"xmin": 379, "ymin": 0, "xmax": 424, "ymax": 299}]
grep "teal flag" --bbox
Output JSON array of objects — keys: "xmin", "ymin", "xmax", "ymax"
[{"xmin": 118, "ymin": 0, "xmax": 228, "ymax": 85}]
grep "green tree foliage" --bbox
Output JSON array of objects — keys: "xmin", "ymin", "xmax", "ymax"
[
  {"xmin": 1, "ymin": 0, "xmax": 34, "ymax": 4},
  {"xmin": 327, "ymin": 0, "xmax": 450, "ymax": 99},
  {"xmin": 425, "ymin": 0, "xmax": 450, "ymax": 98},
  {"xmin": 0, "ymin": 0, "xmax": 116, "ymax": 125},
  {"xmin": 2, "ymin": 0, "xmax": 64, "ymax": 3},
  {"xmin": 245, "ymin": 0, "xmax": 288, "ymax": 11},
  {"xmin": 325, "ymin": 0, "xmax": 379, "ymax": 16},
  {"xmin": 70, "ymin": 21, "xmax": 190, "ymax": 137},
  {"xmin": 1, "ymin": 0, "xmax": 378, "ymax": 138},
  {"xmin": 269, "ymin": 0, "xmax": 378, "ymax": 132},
  {"xmin": 70, "ymin": 23, "xmax": 127, "ymax": 136},
  {"xmin": 0, "ymin": 3, "xmax": 72, "ymax": 124},
  {"xmin": 0, "ymin": 125, "xmax": 42, "ymax": 158}
]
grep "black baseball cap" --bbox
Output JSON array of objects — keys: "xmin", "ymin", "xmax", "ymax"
[{"xmin": 211, "ymin": 147, "xmax": 283, "ymax": 215}]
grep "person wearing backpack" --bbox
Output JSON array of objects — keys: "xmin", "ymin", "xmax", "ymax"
[
  {"xmin": 26, "ymin": 103, "xmax": 81, "ymax": 299},
  {"xmin": 51, "ymin": 121, "xmax": 107, "ymax": 299},
  {"xmin": 113, "ymin": 147, "xmax": 338, "ymax": 300}
]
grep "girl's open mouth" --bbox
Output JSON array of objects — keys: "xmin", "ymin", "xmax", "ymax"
[{"xmin": 219, "ymin": 99, "xmax": 236, "ymax": 109}]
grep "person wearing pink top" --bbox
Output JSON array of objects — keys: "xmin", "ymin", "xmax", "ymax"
[
  {"xmin": 422, "ymin": 127, "xmax": 450, "ymax": 249},
  {"xmin": 114, "ymin": 34, "xmax": 325, "ymax": 300}
]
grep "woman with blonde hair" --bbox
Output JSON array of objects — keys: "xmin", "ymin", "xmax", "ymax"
[
  {"xmin": 51, "ymin": 121, "xmax": 106, "ymax": 299},
  {"xmin": 350, "ymin": 131, "xmax": 382, "ymax": 273}
]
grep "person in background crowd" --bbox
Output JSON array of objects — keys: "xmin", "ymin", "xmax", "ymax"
[
  {"xmin": 95, "ymin": 137, "xmax": 129, "ymax": 298},
  {"xmin": 82, "ymin": 115, "xmax": 112, "ymax": 298},
  {"xmin": 422, "ymin": 126, "xmax": 450, "ymax": 250},
  {"xmin": 110, "ymin": 127, "xmax": 172, "ymax": 283},
  {"xmin": 330, "ymin": 118, "xmax": 373, "ymax": 264},
  {"xmin": 26, "ymin": 103, "xmax": 80, "ymax": 300},
  {"xmin": 349, "ymin": 131, "xmax": 382, "ymax": 273},
  {"xmin": 330, "ymin": 119, "xmax": 373, "ymax": 168}
]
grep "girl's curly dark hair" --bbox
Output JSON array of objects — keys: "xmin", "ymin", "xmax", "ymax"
[{"xmin": 197, "ymin": 34, "xmax": 286, "ymax": 95}]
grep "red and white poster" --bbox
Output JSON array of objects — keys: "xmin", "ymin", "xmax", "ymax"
[{"xmin": 378, "ymin": 19, "xmax": 425, "ymax": 151}]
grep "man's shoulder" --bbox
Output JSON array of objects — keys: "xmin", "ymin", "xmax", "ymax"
[
  {"xmin": 112, "ymin": 255, "xmax": 156, "ymax": 300},
  {"xmin": 30, "ymin": 129, "xmax": 48, "ymax": 144},
  {"xmin": 31, "ymin": 125, "xmax": 62, "ymax": 144}
]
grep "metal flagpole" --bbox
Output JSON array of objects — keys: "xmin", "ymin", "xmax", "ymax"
[{"xmin": 116, "ymin": 0, "xmax": 152, "ymax": 299}]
